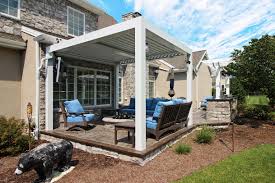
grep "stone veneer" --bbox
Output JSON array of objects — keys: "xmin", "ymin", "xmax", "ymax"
[
  {"xmin": 206, "ymin": 99, "xmax": 237, "ymax": 123},
  {"xmin": 122, "ymin": 63, "xmax": 153, "ymax": 105},
  {"xmin": 0, "ymin": 0, "xmax": 98, "ymax": 37}
]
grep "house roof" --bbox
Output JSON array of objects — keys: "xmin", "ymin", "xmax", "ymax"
[
  {"xmin": 0, "ymin": 32, "xmax": 25, "ymax": 42},
  {"xmin": 69, "ymin": 0, "xmax": 106, "ymax": 16},
  {"xmin": 192, "ymin": 50, "xmax": 207, "ymax": 68},
  {"xmin": 0, "ymin": 32, "xmax": 26, "ymax": 50}
]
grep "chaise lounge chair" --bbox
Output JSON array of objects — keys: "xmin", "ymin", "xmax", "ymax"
[{"xmin": 60, "ymin": 99, "xmax": 99, "ymax": 131}]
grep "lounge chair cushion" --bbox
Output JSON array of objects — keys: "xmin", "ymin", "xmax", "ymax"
[
  {"xmin": 64, "ymin": 99, "xmax": 84, "ymax": 113},
  {"xmin": 146, "ymin": 117, "xmax": 158, "ymax": 129},
  {"xmin": 153, "ymin": 101, "xmax": 174, "ymax": 118},
  {"xmin": 67, "ymin": 113, "xmax": 95, "ymax": 123},
  {"xmin": 128, "ymin": 98, "xmax": 135, "ymax": 109}
]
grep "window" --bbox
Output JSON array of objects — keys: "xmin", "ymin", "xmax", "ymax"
[
  {"xmin": 67, "ymin": 7, "xmax": 85, "ymax": 36},
  {"xmin": 0, "ymin": 0, "xmax": 20, "ymax": 18},
  {"xmin": 96, "ymin": 71, "xmax": 111, "ymax": 105},
  {"xmin": 53, "ymin": 67, "xmax": 75, "ymax": 108},
  {"xmin": 148, "ymin": 81, "xmax": 155, "ymax": 98},
  {"xmin": 77, "ymin": 69, "xmax": 95, "ymax": 106},
  {"xmin": 53, "ymin": 66, "xmax": 111, "ymax": 108}
]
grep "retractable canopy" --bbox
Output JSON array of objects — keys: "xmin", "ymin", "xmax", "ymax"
[{"xmin": 49, "ymin": 17, "xmax": 192, "ymax": 64}]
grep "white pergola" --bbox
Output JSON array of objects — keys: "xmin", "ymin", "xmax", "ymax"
[
  {"xmin": 45, "ymin": 17, "xmax": 193, "ymax": 151},
  {"xmin": 202, "ymin": 58, "xmax": 233, "ymax": 99}
]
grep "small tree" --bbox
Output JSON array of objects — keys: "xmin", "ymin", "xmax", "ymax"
[{"xmin": 226, "ymin": 35, "xmax": 275, "ymax": 106}]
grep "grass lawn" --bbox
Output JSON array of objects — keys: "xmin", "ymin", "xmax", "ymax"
[
  {"xmin": 245, "ymin": 95, "xmax": 269, "ymax": 105},
  {"xmin": 176, "ymin": 144, "xmax": 275, "ymax": 183}
]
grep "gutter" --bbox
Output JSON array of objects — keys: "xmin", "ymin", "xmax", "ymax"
[{"xmin": 0, "ymin": 37, "xmax": 26, "ymax": 50}]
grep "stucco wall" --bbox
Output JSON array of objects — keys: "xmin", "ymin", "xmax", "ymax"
[
  {"xmin": 196, "ymin": 63, "xmax": 212, "ymax": 108},
  {"xmin": 0, "ymin": 47, "xmax": 22, "ymax": 118},
  {"xmin": 20, "ymin": 32, "xmax": 36, "ymax": 120},
  {"xmin": 97, "ymin": 14, "xmax": 117, "ymax": 29}
]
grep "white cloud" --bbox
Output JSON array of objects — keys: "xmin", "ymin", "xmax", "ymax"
[{"xmin": 124, "ymin": 0, "xmax": 275, "ymax": 58}]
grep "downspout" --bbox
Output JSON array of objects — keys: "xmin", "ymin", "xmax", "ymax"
[{"xmin": 34, "ymin": 41, "xmax": 40, "ymax": 140}]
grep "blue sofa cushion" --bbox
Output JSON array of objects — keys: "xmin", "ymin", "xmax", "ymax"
[
  {"xmin": 67, "ymin": 113, "xmax": 95, "ymax": 123},
  {"xmin": 64, "ymin": 99, "xmax": 84, "ymax": 113},
  {"xmin": 146, "ymin": 110, "xmax": 155, "ymax": 116},
  {"xmin": 128, "ymin": 98, "xmax": 135, "ymax": 109},
  {"xmin": 153, "ymin": 101, "xmax": 174, "ymax": 118},
  {"xmin": 150, "ymin": 98, "xmax": 162, "ymax": 110},
  {"xmin": 120, "ymin": 108, "xmax": 135, "ymax": 114},
  {"xmin": 172, "ymin": 98, "xmax": 187, "ymax": 104},
  {"xmin": 146, "ymin": 117, "xmax": 158, "ymax": 129},
  {"xmin": 146, "ymin": 98, "xmax": 153, "ymax": 110}
]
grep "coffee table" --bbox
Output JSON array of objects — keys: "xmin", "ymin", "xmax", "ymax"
[
  {"xmin": 102, "ymin": 116, "xmax": 134, "ymax": 124},
  {"xmin": 114, "ymin": 122, "xmax": 135, "ymax": 148}
]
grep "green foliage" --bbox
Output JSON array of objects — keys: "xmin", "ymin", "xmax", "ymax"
[
  {"xmin": 211, "ymin": 88, "xmax": 216, "ymax": 97},
  {"xmin": 175, "ymin": 144, "xmax": 275, "ymax": 183},
  {"xmin": 270, "ymin": 112, "xmax": 275, "ymax": 121},
  {"xmin": 196, "ymin": 126, "xmax": 215, "ymax": 144},
  {"xmin": 244, "ymin": 105, "xmax": 271, "ymax": 120},
  {"xmin": 175, "ymin": 144, "xmax": 192, "ymax": 155},
  {"xmin": 0, "ymin": 116, "xmax": 33, "ymax": 156},
  {"xmin": 243, "ymin": 96, "xmax": 271, "ymax": 120},
  {"xmin": 226, "ymin": 35, "xmax": 275, "ymax": 105}
]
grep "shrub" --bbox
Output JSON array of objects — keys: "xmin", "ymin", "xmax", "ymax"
[
  {"xmin": 196, "ymin": 126, "xmax": 215, "ymax": 144},
  {"xmin": 0, "ymin": 116, "xmax": 33, "ymax": 156},
  {"xmin": 244, "ymin": 105, "xmax": 271, "ymax": 120},
  {"xmin": 175, "ymin": 144, "xmax": 192, "ymax": 155}
]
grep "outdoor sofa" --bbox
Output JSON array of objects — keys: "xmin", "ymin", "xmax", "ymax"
[
  {"xmin": 146, "ymin": 99, "xmax": 192, "ymax": 140},
  {"xmin": 120, "ymin": 97, "xmax": 169, "ymax": 116}
]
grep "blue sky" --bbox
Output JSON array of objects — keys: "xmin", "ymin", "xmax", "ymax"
[{"xmin": 90, "ymin": 0, "xmax": 275, "ymax": 59}]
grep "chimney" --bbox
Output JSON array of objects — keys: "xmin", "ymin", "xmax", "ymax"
[{"xmin": 122, "ymin": 12, "xmax": 142, "ymax": 21}]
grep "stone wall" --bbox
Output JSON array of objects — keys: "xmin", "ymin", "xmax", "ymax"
[
  {"xmin": 122, "ymin": 63, "xmax": 152, "ymax": 105},
  {"xmin": 0, "ymin": 0, "xmax": 98, "ymax": 37},
  {"xmin": 206, "ymin": 99, "xmax": 234, "ymax": 123},
  {"xmin": 0, "ymin": 17, "xmax": 21, "ymax": 35}
]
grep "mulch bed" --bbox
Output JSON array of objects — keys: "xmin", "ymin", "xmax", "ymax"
[{"xmin": 1, "ymin": 123, "xmax": 275, "ymax": 183}]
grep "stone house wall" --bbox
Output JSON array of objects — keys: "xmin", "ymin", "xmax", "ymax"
[
  {"xmin": 0, "ymin": 0, "xmax": 98, "ymax": 37},
  {"xmin": 122, "ymin": 63, "xmax": 152, "ymax": 105}
]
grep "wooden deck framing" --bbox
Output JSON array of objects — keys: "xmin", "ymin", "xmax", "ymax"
[{"xmin": 41, "ymin": 124, "xmax": 195, "ymax": 159}]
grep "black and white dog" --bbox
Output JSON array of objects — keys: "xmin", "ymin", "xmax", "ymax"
[{"xmin": 15, "ymin": 140, "xmax": 73, "ymax": 183}]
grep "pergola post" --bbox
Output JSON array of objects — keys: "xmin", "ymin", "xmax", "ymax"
[
  {"xmin": 225, "ymin": 77, "xmax": 230, "ymax": 96},
  {"xmin": 215, "ymin": 69, "xmax": 221, "ymax": 99},
  {"xmin": 187, "ymin": 53, "xmax": 193, "ymax": 127},
  {"xmin": 45, "ymin": 49, "xmax": 54, "ymax": 131},
  {"xmin": 135, "ymin": 18, "xmax": 146, "ymax": 151},
  {"xmin": 115, "ymin": 64, "xmax": 120, "ymax": 109}
]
